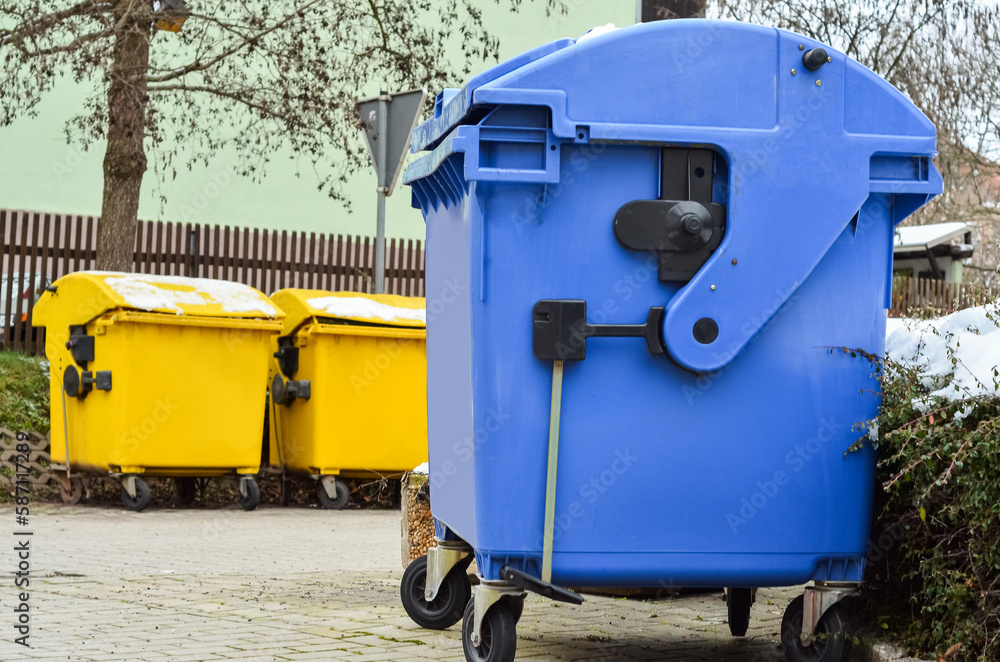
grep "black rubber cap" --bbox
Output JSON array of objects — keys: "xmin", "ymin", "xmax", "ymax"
[
  {"xmin": 63, "ymin": 365, "xmax": 80, "ymax": 397},
  {"xmin": 693, "ymin": 318, "xmax": 719, "ymax": 344},
  {"xmin": 802, "ymin": 48, "xmax": 828, "ymax": 71}
]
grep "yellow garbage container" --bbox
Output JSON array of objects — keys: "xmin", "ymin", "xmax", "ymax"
[
  {"xmin": 32, "ymin": 272, "xmax": 284, "ymax": 512},
  {"xmin": 267, "ymin": 290, "xmax": 427, "ymax": 509}
]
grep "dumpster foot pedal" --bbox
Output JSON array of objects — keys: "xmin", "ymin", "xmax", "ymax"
[{"xmin": 500, "ymin": 566, "xmax": 583, "ymax": 605}]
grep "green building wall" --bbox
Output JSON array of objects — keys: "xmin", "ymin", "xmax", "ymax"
[{"xmin": 0, "ymin": 1, "xmax": 633, "ymax": 241}]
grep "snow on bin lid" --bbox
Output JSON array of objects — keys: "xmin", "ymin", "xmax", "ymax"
[
  {"xmin": 269, "ymin": 289, "xmax": 426, "ymax": 330},
  {"xmin": 47, "ymin": 272, "xmax": 280, "ymax": 319}
]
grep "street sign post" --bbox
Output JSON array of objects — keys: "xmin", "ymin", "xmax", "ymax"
[{"xmin": 356, "ymin": 88, "xmax": 427, "ymax": 294}]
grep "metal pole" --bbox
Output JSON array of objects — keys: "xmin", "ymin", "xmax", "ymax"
[
  {"xmin": 542, "ymin": 359, "xmax": 565, "ymax": 584},
  {"xmin": 375, "ymin": 91, "xmax": 389, "ymax": 294}
]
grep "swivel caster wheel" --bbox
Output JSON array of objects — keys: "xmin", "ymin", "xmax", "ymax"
[
  {"xmin": 727, "ymin": 587, "xmax": 754, "ymax": 636},
  {"xmin": 462, "ymin": 599, "xmax": 517, "ymax": 662},
  {"xmin": 121, "ymin": 477, "xmax": 151, "ymax": 512},
  {"xmin": 237, "ymin": 477, "xmax": 260, "ymax": 511},
  {"xmin": 59, "ymin": 477, "xmax": 85, "ymax": 505},
  {"xmin": 318, "ymin": 479, "xmax": 349, "ymax": 510},
  {"xmin": 781, "ymin": 595, "xmax": 852, "ymax": 662},
  {"xmin": 509, "ymin": 597, "xmax": 524, "ymax": 625},
  {"xmin": 400, "ymin": 554, "xmax": 472, "ymax": 629}
]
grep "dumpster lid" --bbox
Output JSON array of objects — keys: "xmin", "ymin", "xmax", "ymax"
[
  {"xmin": 34, "ymin": 272, "xmax": 281, "ymax": 325},
  {"xmin": 410, "ymin": 36, "xmax": 576, "ymax": 152},
  {"xmin": 270, "ymin": 290, "xmax": 426, "ymax": 332}
]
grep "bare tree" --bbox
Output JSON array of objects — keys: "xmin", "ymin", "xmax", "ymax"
[
  {"xmin": 639, "ymin": 0, "xmax": 708, "ymax": 21},
  {"xmin": 1, "ymin": 0, "xmax": 561, "ymax": 270},
  {"xmin": 712, "ymin": 0, "xmax": 1000, "ymax": 281}
]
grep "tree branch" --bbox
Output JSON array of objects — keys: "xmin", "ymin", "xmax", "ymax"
[
  {"xmin": 146, "ymin": 83, "xmax": 315, "ymax": 131},
  {"xmin": 143, "ymin": 0, "xmax": 324, "ymax": 83},
  {"xmin": 0, "ymin": 0, "xmax": 111, "ymax": 48}
]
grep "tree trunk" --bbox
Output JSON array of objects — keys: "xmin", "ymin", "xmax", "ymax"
[{"xmin": 97, "ymin": 1, "xmax": 152, "ymax": 272}]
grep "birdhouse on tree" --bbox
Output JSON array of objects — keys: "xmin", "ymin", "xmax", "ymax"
[{"xmin": 153, "ymin": 0, "xmax": 189, "ymax": 33}]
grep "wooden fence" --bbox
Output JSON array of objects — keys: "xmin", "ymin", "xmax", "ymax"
[
  {"xmin": 890, "ymin": 277, "xmax": 998, "ymax": 317},
  {"xmin": 0, "ymin": 209, "xmax": 425, "ymax": 355}
]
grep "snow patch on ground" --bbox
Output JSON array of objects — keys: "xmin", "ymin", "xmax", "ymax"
[
  {"xmin": 411, "ymin": 462, "xmax": 429, "ymax": 475},
  {"xmin": 93, "ymin": 273, "xmax": 278, "ymax": 317},
  {"xmin": 307, "ymin": 295, "xmax": 425, "ymax": 324},
  {"xmin": 885, "ymin": 316, "xmax": 908, "ymax": 337},
  {"xmin": 886, "ymin": 303, "xmax": 1000, "ymax": 403}
]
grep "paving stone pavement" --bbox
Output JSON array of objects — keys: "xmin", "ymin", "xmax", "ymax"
[{"xmin": 1, "ymin": 504, "xmax": 801, "ymax": 661}]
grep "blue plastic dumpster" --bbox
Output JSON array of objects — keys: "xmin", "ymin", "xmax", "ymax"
[{"xmin": 398, "ymin": 20, "xmax": 941, "ymax": 662}]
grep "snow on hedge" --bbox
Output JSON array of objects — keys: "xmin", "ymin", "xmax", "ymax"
[
  {"xmin": 886, "ymin": 303, "xmax": 1000, "ymax": 404},
  {"xmin": 95, "ymin": 273, "xmax": 278, "ymax": 317},
  {"xmin": 307, "ymin": 295, "xmax": 425, "ymax": 324}
]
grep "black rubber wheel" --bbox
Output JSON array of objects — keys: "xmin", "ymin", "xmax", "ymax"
[
  {"xmin": 781, "ymin": 595, "xmax": 852, "ymax": 662},
  {"xmin": 462, "ymin": 598, "xmax": 517, "ymax": 662},
  {"xmin": 318, "ymin": 480, "xmax": 350, "ymax": 510},
  {"xmin": 174, "ymin": 477, "xmax": 197, "ymax": 505},
  {"xmin": 59, "ymin": 477, "xmax": 84, "ymax": 505},
  {"xmin": 121, "ymin": 478, "xmax": 151, "ymax": 512},
  {"xmin": 727, "ymin": 587, "xmax": 753, "ymax": 636},
  {"xmin": 508, "ymin": 597, "xmax": 524, "ymax": 625},
  {"xmin": 400, "ymin": 555, "xmax": 472, "ymax": 629},
  {"xmin": 238, "ymin": 478, "xmax": 260, "ymax": 511}
]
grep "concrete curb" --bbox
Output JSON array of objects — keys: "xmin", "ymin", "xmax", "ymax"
[{"xmin": 854, "ymin": 641, "xmax": 931, "ymax": 662}]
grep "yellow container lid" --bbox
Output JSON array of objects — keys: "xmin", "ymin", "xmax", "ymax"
[
  {"xmin": 270, "ymin": 289, "xmax": 425, "ymax": 336},
  {"xmin": 33, "ymin": 271, "xmax": 284, "ymax": 327}
]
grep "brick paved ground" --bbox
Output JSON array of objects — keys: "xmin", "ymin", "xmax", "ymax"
[{"xmin": 1, "ymin": 504, "xmax": 800, "ymax": 661}]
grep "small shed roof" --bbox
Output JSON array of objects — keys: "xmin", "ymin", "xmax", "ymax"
[{"xmin": 894, "ymin": 222, "xmax": 970, "ymax": 252}]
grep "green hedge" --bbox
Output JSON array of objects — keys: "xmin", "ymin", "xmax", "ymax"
[
  {"xmin": 861, "ymin": 348, "xmax": 1000, "ymax": 660},
  {"xmin": 0, "ymin": 351, "xmax": 50, "ymax": 433}
]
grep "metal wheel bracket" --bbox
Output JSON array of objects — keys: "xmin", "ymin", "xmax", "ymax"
[
  {"xmin": 55, "ymin": 471, "xmax": 74, "ymax": 493},
  {"xmin": 471, "ymin": 581, "xmax": 525, "ymax": 648},
  {"xmin": 801, "ymin": 582, "xmax": 859, "ymax": 645},
  {"xmin": 122, "ymin": 475, "xmax": 137, "ymax": 499},
  {"xmin": 320, "ymin": 475, "xmax": 340, "ymax": 499},
  {"xmin": 424, "ymin": 540, "xmax": 473, "ymax": 602},
  {"xmin": 239, "ymin": 477, "xmax": 251, "ymax": 498}
]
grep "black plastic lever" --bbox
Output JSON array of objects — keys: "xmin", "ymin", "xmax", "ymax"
[
  {"xmin": 273, "ymin": 344, "xmax": 299, "ymax": 377},
  {"xmin": 532, "ymin": 300, "xmax": 665, "ymax": 361},
  {"xmin": 613, "ymin": 147, "xmax": 726, "ymax": 282},
  {"xmin": 500, "ymin": 566, "xmax": 584, "ymax": 605},
  {"xmin": 64, "ymin": 366, "xmax": 111, "ymax": 398}
]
